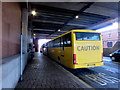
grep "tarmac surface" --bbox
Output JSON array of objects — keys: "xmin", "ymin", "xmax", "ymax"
[{"xmin": 68, "ymin": 57, "xmax": 120, "ymax": 89}]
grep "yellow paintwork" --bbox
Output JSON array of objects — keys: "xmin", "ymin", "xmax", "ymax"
[
  {"xmin": 48, "ymin": 47, "xmax": 72, "ymax": 68},
  {"xmin": 48, "ymin": 29, "xmax": 104, "ymax": 69}
]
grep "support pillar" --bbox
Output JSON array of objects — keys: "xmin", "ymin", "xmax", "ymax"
[{"xmin": 22, "ymin": 8, "xmax": 28, "ymax": 54}]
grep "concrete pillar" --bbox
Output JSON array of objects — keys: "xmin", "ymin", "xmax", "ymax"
[
  {"xmin": 118, "ymin": 2, "xmax": 120, "ymax": 41},
  {"xmin": 21, "ymin": 8, "xmax": 28, "ymax": 54},
  {"xmin": 27, "ymin": 29, "xmax": 33, "ymax": 52},
  {"xmin": 33, "ymin": 38, "xmax": 39, "ymax": 52},
  {"xmin": 28, "ymin": 29, "xmax": 32, "ymax": 44},
  {"xmin": 0, "ymin": 1, "xmax": 2, "ymax": 58},
  {"xmin": 0, "ymin": 2, "xmax": 2, "ymax": 90}
]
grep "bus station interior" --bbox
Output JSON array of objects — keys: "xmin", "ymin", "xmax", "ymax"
[{"xmin": 0, "ymin": 2, "xmax": 120, "ymax": 89}]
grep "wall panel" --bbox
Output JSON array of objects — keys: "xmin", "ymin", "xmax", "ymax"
[{"xmin": 2, "ymin": 2, "xmax": 21, "ymax": 58}]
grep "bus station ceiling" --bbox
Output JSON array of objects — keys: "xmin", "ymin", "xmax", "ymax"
[{"xmin": 28, "ymin": 2, "xmax": 119, "ymax": 39}]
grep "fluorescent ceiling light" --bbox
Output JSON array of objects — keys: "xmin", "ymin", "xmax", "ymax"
[
  {"xmin": 31, "ymin": 10, "xmax": 36, "ymax": 16},
  {"xmin": 58, "ymin": 29, "xmax": 61, "ymax": 31},
  {"xmin": 75, "ymin": 15, "xmax": 79, "ymax": 19}
]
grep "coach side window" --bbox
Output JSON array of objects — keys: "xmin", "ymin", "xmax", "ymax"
[
  {"xmin": 56, "ymin": 38, "xmax": 60, "ymax": 47},
  {"xmin": 60, "ymin": 37, "xmax": 64, "ymax": 47},
  {"xmin": 63, "ymin": 33, "xmax": 71, "ymax": 47},
  {"xmin": 48, "ymin": 41, "xmax": 53, "ymax": 47},
  {"xmin": 53, "ymin": 38, "xmax": 60, "ymax": 47}
]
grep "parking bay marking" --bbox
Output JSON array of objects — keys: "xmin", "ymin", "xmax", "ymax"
[
  {"xmin": 105, "ymin": 68, "xmax": 116, "ymax": 73},
  {"xmin": 102, "ymin": 65, "xmax": 119, "ymax": 73},
  {"xmin": 85, "ymin": 73, "xmax": 120, "ymax": 86}
]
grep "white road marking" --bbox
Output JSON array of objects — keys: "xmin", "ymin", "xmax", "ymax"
[
  {"xmin": 105, "ymin": 69, "xmax": 116, "ymax": 73},
  {"xmin": 103, "ymin": 59, "xmax": 111, "ymax": 61},
  {"xmin": 85, "ymin": 73, "xmax": 120, "ymax": 86},
  {"xmin": 85, "ymin": 74, "xmax": 107, "ymax": 86},
  {"xmin": 98, "ymin": 73, "xmax": 120, "ymax": 83},
  {"xmin": 102, "ymin": 65, "xmax": 119, "ymax": 73},
  {"xmin": 112, "ymin": 62, "xmax": 120, "ymax": 65}
]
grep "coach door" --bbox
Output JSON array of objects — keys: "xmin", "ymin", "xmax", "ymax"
[
  {"xmin": 60, "ymin": 33, "xmax": 72, "ymax": 67},
  {"xmin": 60, "ymin": 37, "xmax": 64, "ymax": 64}
]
